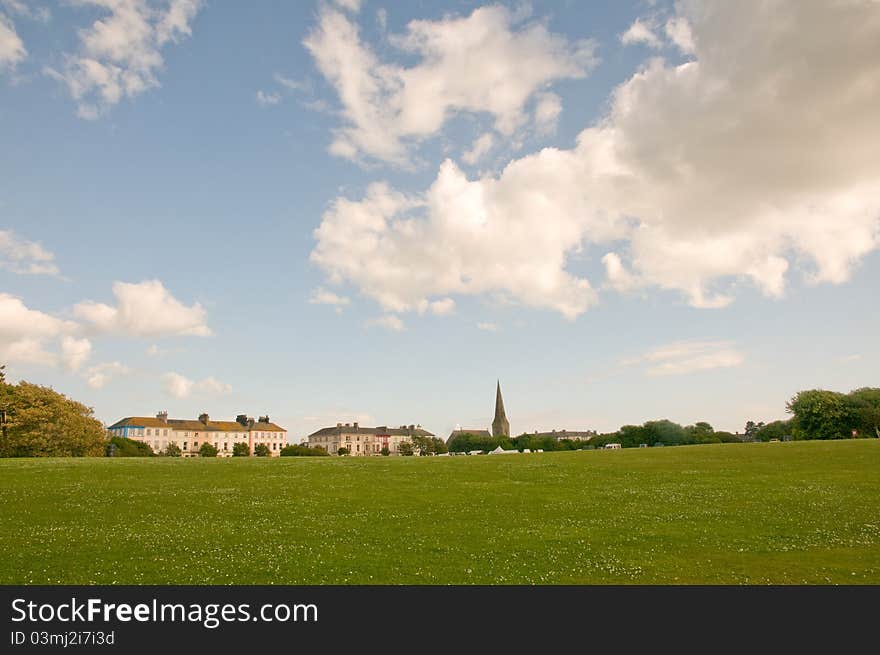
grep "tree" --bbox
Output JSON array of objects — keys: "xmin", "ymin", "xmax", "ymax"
[
  {"xmin": 847, "ymin": 388, "xmax": 880, "ymax": 438},
  {"xmin": 753, "ymin": 420, "xmax": 792, "ymax": 442},
  {"xmin": 397, "ymin": 442, "xmax": 414, "ymax": 456},
  {"xmin": 164, "ymin": 442, "xmax": 182, "ymax": 457},
  {"xmin": 107, "ymin": 435, "xmax": 154, "ymax": 457},
  {"xmin": 685, "ymin": 422, "xmax": 720, "ymax": 444},
  {"xmin": 232, "ymin": 442, "xmax": 250, "ymax": 457},
  {"xmin": 787, "ymin": 389, "xmax": 854, "ymax": 439},
  {"xmin": 743, "ymin": 421, "xmax": 765, "ymax": 440},
  {"xmin": 199, "ymin": 442, "xmax": 219, "ymax": 457},
  {"xmin": 0, "ymin": 380, "xmax": 106, "ymax": 457},
  {"xmin": 280, "ymin": 444, "xmax": 328, "ymax": 456},
  {"xmin": 337, "ymin": 447, "xmax": 351, "ymax": 456},
  {"xmin": 254, "ymin": 443, "xmax": 270, "ymax": 457},
  {"xmin": 0, "ymin": 364, "xmax": 5, "ymax": 383},
  {"xmin": 380, "ymin": 446, "xmax": 390, "ymax": 456}
]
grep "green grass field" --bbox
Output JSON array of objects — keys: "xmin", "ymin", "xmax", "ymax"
[{"xmin": 1, "ymin": 440, "xmax": 879, "ymax": 584}]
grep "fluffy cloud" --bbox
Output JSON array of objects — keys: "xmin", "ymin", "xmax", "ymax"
[
  {"xmin": 366, "ymin": 315, "xmax": 404, "ymax": 331},
  {"xmin": 309, "ymin": 287, "xmax": 351, "ymax": 308},
  {"xmin": 304, "ymin": 4, "xmax": 596, "ymax": 164},
  {"xmin": 256, "ymin": 89, "xmax": 280, "ymax": 106},
  {"xmin": 45, "ymin": 0, "xmax": 202, "ymax": 119},
  {"xmin": 0, "ymin": 13, "xmax": 25, "ymax": 71},
  {"xmin": 477, "ymin": 322, "xmax": 498, "ymax": 332},
  {"xmin": 620, "ymin": 18, "xmax": 661, "ymax": 49},
  {"xmin": 1, "ymin": 1, "xmax": 50, "ymax": 22},
  {"xmin": 462, "ymin": 133, "xmax": 495, "ymax": 166},
  {"xmin": 313, "ymin": 0, "xmax": 880, "ymax": 317},
  {"xmin": 0, "ymin": 230, "xmax": 59, "ymax": 275},
  {"xmin": 622, "ymin": 340, "xmax": 744, "ymax": 377},
  {"xmin": 61, "ymin": 336, "xmax": 92, "ymax": 372},
  {"xmin": 162, "ymin": 372, "xmax": 230, "ymax": 399},
  {"xmin": 74, "ymin": 279, "xmax": 211, "ymax": 337},
  {"xmin": 85, "ymin": 361, "xmax": 130, "ymax": 389},
  {"xmin": 0, "ymin": 293, "xmax": 78, "ymax": 367}
]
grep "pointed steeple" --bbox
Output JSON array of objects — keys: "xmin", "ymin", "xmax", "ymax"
[{"xmin": 492, "ymin": 380, "xmax": 510, "ymax": 438}]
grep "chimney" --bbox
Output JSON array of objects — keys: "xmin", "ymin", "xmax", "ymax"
[
  {"xmin": 236, "ymin": 414, "xmax": 248, "ymax": 427},
  {"xmin": 409, "ymin": 424, "xmax": 415, "ymax": 431},
  {"xmin": 336, "ymin": 422, "xmax": 342, "ymax": 428},
  {"xmin": 199, "ymin": 413, "xmax": 209, "ymax": 425},
  {"xmin": 258, "ymin": 415, "xmax": 269, "ymax": 424},
  {"xmin": 353, "ymin": 422, "xmax": 359, "ymax": 430},
  {"xmin": 156, "ymin": 411, "xmax": 168, "ymax": 423}
]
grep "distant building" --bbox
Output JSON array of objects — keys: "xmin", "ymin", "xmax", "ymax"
[
  {"xmin": 307, "ymin": 422, "xmax": 433, "ymax": 456},
  {"xmin": 527, "ymin": 429, "xmax": 596, "ymax": 442},
  {"xmin": 107, "ymin": 412, "xmax": 287, "ymax": 457},
  {"xmin": 492, "ymin": 380, "xmax": 510, "ymax": 438}
]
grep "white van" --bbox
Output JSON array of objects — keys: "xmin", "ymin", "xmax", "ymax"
[{"xmin": 604, "ymin": 443, "xmax": 621, "ymax": 450}]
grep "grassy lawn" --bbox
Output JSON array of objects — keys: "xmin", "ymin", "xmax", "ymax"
[{"xmin": 1, "ymin": 440, "xmax": 878, "ymax": 584}]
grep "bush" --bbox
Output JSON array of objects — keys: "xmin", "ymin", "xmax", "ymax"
[
  {"xmin": 232, "ymin": 442, "xmax": 250, "ymax": 457},
  {"xmin": 107, "ymin": 435, "xmax": 154, "ymax": 457},
  {"xmin": 381, "ymin": 446, "xmax": 390, "ymax": 456},
  {"xmin": 254, "ymin": 443, "xmax": 270, "ymax": 457},
  {"xmin": 164, "ymin": 442, "xmax": 182, "ymax": 457},
  {"xmin": 199, "ymin": 442, "xmax": 219, "ymax": 457},
  {"xmin": 337, "ymin": 447, "xmax": 350, "ymax": 456},
  {"xmin": 280, "ymin": 444, "xmax": 328, "ymax": 457}
]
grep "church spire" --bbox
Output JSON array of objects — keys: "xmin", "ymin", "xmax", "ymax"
[{"xmin": 492, "ymin": 380, "xmax": 510, "ymax": 438}]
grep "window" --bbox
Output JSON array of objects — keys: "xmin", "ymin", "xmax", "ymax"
[
  {"xmin": 183, "ymin": 442, "xmax": 187, "ymax": 450},
  {"xmin": 146, "ymin": 428, "xmax": 152, "ymax": 436},
  {"xmin": 163, "ymin": 429, "xmax": 168, "ymax": 436},
  {"xmin": 223, "ymin": 443, "xmax": 228, "ymax": 451},
  {"xmin": 272, "ymin": 443, "xmax": 276, "ymax": 450}
]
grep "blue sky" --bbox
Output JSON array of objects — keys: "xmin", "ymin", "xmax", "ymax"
[{"xmin": 1, "ymin": 0, "xmax": 878, "ymax": 441}]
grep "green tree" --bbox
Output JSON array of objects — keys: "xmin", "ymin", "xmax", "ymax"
[
  {"xmin": 0, "ymin": 380, "xmax": 106, "ymax": 457},
  {"xmin": 107, "ymin": 435, "xmax": 154, "ymax": 457},
  {"xmin": 743, "ymin": 420, "xmax": 765, "ymax": 440},
  {"xmin": 398, "ymin": 442, "xmax": 414, "ymax": 456},
  {"xmin": 685, "ymin": 422, "xmax": 720, "ymax": 444},
  {"xmin": 164, "ymin": 442, "xmax": 182, "ymax": 457},
  {"xmin": 254, "ymin": 443, "xmax": 270, "ymax": 457},
  {"xmin": 643, "ymin": 420, "xmax": 687, "ymax": 446},
  {"xmin": 753, "ymin": 420, "xmax": 792, "ymax": 442},
  {"xmin": 380, "ymin": 446, "xmax": 390, "ymax": 456},
  {"xmin": 199, "ymin": 442, "xmax": 219, "ymax": 457},
  {"xmin": 232, "ymin": 442, "xmax": 250, "ymax": 457},
  {"xmin": 337, "ymin": 446, "xmax": 350, "ymax": 456},
  {"xmin": 847, "ymin": 388, "xmax": 880, "ymax": 438},
  {"xmin": 280, "ymin": 444, "xmax": 328, "ymax": 456},
  {"xmin": 787, "ymin": 389, "xmax": 854, "ymax": 439}
]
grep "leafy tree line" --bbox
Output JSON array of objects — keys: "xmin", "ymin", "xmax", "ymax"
[{"xmin": 280, "ymin": 444, "xmax": 328, "ymax": 456}]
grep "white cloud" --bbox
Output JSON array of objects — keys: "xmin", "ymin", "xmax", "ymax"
[
  {"xmin": 162, "ymin": 371, "xmax": 230, "ymax": 399},
  {"xmin": 74, "ymin": 279, "xmax": 211, "ymax": 337},
  {"xmin": 85, "ymin": 361, "xmax": 130, "ymax": 389},
  {"xmin": 620, "ymin": 18, "xmax": 661, "ymax": 49},
  {"xmin": 313, "ymin": 0, "xmax": 880, "ymax": 317},
  {"xmin": 309, "ymin": 287, "xmax": 351, "ymax": 309},
  {"xmin": 332, "ymin": 0, "xmax": 362, "ymax": 13},
  {"xmin": 477, "ymin": 322, "xmax": 498, "ymax": 332},
  {"xmin": 1, "ymin": 1, "xmax": 51, "ymax": 22},
  {"xmin": 61, "ymin": 336, "xmax": 92, "ymax": 372},
  {"xmin": 418, "ymin": 297, "xmax": 455, "ymax": 316},
  {"xmin": 304, "ymin": 4, "xmax": 597, "ymax": 165},
  {"xmin": 273, "ymin": 72, "xmax": 306, "ymax": 91},
  {"xmin": 623, "ymin": 340, "xmax": 744, "ymax": 377},
  {"xmin": 0, "ymin": 14, "xmax": 26, "ymax": 71},
  {"xmin": 256, "ymin": 89, "xmax": 280, "ymax": 106},
  {"xmin": 462, "ymin": 133, "xmax": 494, "ymax": 165},
  {"xmin": 45, "ymin": 0, "xmax": 202, "ymax": 119},
  {"xmin": 664, "ymin": 17, "xmax": 694, "ymax": 55},
  {"xmin": 0, "ymin": 230, "xmax": 59, "ymax": 275},
  {"xmin": 0, "ymin": 293, "xmax": 77, "ymax": 367},
  {"xmin": 534, "ymin": 91, "xmax": 562, "ymax": 136},
  {"xmin": 146, "ymin": 344, "xmax": 160, "ymax": 356},
  {"xmin": 366, "ymin": 315, "xmax": 404, "ymax": 331}
]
